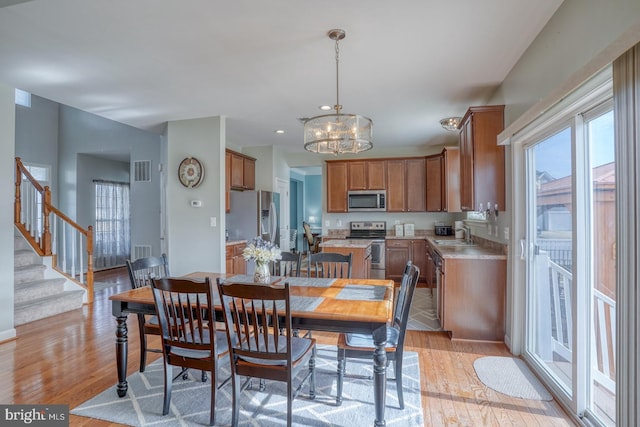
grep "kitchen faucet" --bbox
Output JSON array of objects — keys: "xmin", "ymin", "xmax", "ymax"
[{"xmin": 463, "ymin": 225, "xmax": 472, "ymax": 244}]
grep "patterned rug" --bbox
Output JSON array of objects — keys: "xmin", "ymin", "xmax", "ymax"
[
  {"xmin": 71, "ymin": 345, "xmax": 424, "ymax": 426},
  {"xmin": 408, "ymin": 288, "xmax": 442, "ymax": 331}
]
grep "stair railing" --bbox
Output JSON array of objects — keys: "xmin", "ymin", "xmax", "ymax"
[{"xmin": 14, "ymin": 157, "xmax": 94, "ymax": 303}]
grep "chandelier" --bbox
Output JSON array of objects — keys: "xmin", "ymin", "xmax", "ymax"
[
  {"xmin": 303, "ymin": 29, "xmax": 373, "ymax": 155},
  {"xmin": 440, "ymin": 117, "xmax": 462, "ymax": 132}
]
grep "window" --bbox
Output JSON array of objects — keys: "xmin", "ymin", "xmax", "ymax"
[{"xmin": 94, "ymin": 181, "xmax": 130, "ymax": 269}]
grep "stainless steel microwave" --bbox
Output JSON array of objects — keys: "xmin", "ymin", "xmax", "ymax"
[{"xmin": 347, "ymin": 190, "xmax": 386, "ymax": 212}]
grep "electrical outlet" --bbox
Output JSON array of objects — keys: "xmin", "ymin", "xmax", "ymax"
[
  {"xmin": 210, "ymin": 217, "xmax": 216, "ymax": 227},
  {"xmin": 324, "ymin": 220, "xmax": 330, "ymax": 227},
  {"xmin": 503, "ymin": 226, "xmax": 509, "ymax": 240},
  {"xmin": 336, "ymin": 219, "xmax": 343, "ymax": 227}
]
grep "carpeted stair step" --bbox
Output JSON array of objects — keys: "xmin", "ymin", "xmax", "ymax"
[
  {"xmin": 14, "ymin": 289, "xmax": 85, "ymax": 326},
  {"xmin": 14, "ymin": 233, "xmax": 34, "ymax": 251},
  {"xmin": 14, "ymin": 264, "xmax": 46, "ymax": 284},
  {"xmin": 14, "ymin": 277, "xmax": 67, "ymax": 304},
  {"xmin": 14, "ymin": 249, "xmax": 41, "ymax": 267}
]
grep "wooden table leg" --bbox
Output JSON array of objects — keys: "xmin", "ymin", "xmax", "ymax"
[
  {"xmin": 372, "ymin": 325, "xmax": 387, "ymax": 427},
  {"xmin": 115, "ymin": 314, "xmax": 129, "ymax": 397}
]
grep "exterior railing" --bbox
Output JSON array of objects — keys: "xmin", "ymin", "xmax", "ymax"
[
  {"xmin": 14, "ymin": 157, "xmax": 94, "ymax": 303},
  {"xmin": 545, "ymin": 256, "xmax": 615, "ymax": 394}
]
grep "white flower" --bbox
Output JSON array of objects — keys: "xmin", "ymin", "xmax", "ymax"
[{"xmin": 242, "ymin": 237, "xmax": 282, "ymax": 263}]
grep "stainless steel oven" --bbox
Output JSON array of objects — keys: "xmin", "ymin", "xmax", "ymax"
[{"xmin": 347, "ymin": 221, "xmax": 386, "ymax": 279}]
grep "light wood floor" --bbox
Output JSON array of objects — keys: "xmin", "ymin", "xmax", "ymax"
[{"xmin": 0, "ymin": 267, "xmax": 577, "ymax": 426}]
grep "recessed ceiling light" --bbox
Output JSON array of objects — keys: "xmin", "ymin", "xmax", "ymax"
[
  {"xmin": 274, "ymin": 129, "xmax": 285, "ymax": 134},
  {"xmin": 319, "ymin": 105, "xmax": 332, "ymax": 111}
]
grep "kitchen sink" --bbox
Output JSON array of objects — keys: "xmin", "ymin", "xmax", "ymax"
[{"xmin": 433, "ymin": 239, "xmax": 476, "ymax": 247}]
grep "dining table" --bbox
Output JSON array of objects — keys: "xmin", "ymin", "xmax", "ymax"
[{"xmin": 109, "ymin": 272, "xmax": 395, "ymax": 427}]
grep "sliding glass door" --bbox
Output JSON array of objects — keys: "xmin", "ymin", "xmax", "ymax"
[{"xmin": 523, "ymin": 95, "xmax": 615, "ymax": 427}]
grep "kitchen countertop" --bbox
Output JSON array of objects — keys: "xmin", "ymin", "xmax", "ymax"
[
  {"xmin": 319, "ymin": 239, "xmax": 373, "ymax": 249},
  {"xmin": 424, "ymin": 234, "xmax": 507, "ymax": 260},
  {"xmin": 383, "ymin": 232, "xmax": 506, "ymax": 260},
  {"xmin": 225, "ymin": 239, "xmax": 247, "ymax": 246}
]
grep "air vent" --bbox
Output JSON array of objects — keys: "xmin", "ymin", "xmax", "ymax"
[
  {"xmin": 133, "ymin": 160, "xmax": 151, "ymax": 182},
  {"xmin": 133, "ymin": 245, "xmax": 152, "ymax": 260}
]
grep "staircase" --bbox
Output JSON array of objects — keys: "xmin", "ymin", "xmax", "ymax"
[{"xmin": 14, "ymin": 231, "xmax": 84, "ymax": 326}]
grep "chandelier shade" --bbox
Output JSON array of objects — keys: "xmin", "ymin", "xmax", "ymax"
[
  {"xmin": 303, "ymin": 29, "xmax": 373, "ymax": 155},
  {"xmin": 303, "ymin": 113, "xmax": 373, "ymax": 154}
]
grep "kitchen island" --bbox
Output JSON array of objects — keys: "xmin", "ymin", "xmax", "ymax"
[{"xmin": 319, "ymin": 239, "xmax": 373, "ymax": 279}]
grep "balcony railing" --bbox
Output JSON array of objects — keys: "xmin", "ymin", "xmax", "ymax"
[
  {"xmin": 543, "ymin": 255, "xmax": 615, "ymax": 394},
  {"xmin": 14, "ymin": 157, "xmax": 94, "ymax": 303}
]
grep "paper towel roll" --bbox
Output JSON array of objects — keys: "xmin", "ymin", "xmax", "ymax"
[{"xmin": 455, "ymin": 221, "xmax": 464, "ymax": 239}]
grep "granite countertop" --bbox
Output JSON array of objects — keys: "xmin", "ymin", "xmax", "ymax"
[
  {"xmin": 319, "ymin": 239, "xmax": 373, "ymax": 249},
  {"xmin": 424, "ymin": 234, "xmax": 507, "ymax": 260},
  {"xmin": 225, "ymin": 239, "xmax": 247, "ymax": 246}
]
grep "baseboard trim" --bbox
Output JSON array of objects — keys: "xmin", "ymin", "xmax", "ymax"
[{"xmin": 0, "ymin": 328, "xmax": 17, "ymax": 343}]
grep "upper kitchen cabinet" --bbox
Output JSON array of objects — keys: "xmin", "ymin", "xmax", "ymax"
[
  {"xmin": 225, "ymin": 151, "xmax": 231, "ymax": 212},
  {"xmin": 425, "ymin": 147, "xmax": 461, "ymax": 212},
  {"xmin": 347, "ymin": 160, "xmax": 386, "ymax": 190},
  {"xmin": 458, "ymin": 105, "xmax": 505, "ymax": 212},
  {"xmin": 227, "ymin": 149, "xmax": 256, "ymax": 191},
  {"xmin": 326, "ymin": 161, "xmax": 348, "ymax": 212},
  {"xmin": 386, "ymin": 157, "xmax": 426, "ymax": 212}
]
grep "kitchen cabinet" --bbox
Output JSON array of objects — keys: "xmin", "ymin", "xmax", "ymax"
[
  {"xmin": 347, "ymin": 160, "xmax": 386, "ymax": 190},
  {"xmin": 326, "ymin": 161, "xmax": 348, "ymax": 212},
  {"xmin": 410, "ymin": 239, "xmax": 427, "ymax": 284},
  {"xmin": 386, "ymin": 158, "xmax": 426, "ymax": 212},
  {"xmin": 459, "ymin": 105, "xmax": 505, "ymax": 212},
  {"xmin": 227, "ymin": 149, "xmax": 256, "ymax": 191},
  {"xmin": 426, "ymin": 147, "xmax": 460, "ymax": 212},
  {"xmin": 439, "ymin": 256, "xmax": 506, "ymax": 341},
  {"xmin": 226, "ymin": 242, "xmax": 247, "ymax": 275},
  {"xmin": 385, "ymin": 238, "xmax": 427, "ymax": 284}
]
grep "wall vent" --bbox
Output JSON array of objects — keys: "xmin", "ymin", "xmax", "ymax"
[
  {"xmin": 133, "ymin": 160, "xmax": 151, "ymax": 182},
  {"xmin": 133, "ymin": 245, "xmax": 152, "ymax": 260}
]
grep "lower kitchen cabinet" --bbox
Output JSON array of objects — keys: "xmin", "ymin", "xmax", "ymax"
[
  {"xmin": 385, "ymin": 238, "xmax": 427, "ymax": 285},
  {"xmin": 439, "ymin": 257, "xmax": 506, "ymax": 341},
  {"xmin": 226, "ymin": 242, "xmax": 246, "ymax": 275}
]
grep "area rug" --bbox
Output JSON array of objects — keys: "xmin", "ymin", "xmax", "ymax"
[
  {"xmin": 71, "ymin": 345, "xmax": 424, "ymax": 426},
  {"xmin": 407, "ymin": 288, "xmax": 442, "ymax": 331},
  {"xmin": 473, "ymin": 356, "xmax": 553, "ymax": 401}
]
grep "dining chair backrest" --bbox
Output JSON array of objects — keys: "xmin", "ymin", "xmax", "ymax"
[
  {"xmin": 126, "ymin": 254, "xmax": 170, "ymax": 289},
  {"xmin": 302, "ymin": 221, "xmax": 318, "ymax": 254},
  {"xmin": 272, "ymin": 251, "xmax": 302, "ymax": 277},
  {"xmin": 394, "ymin": 260, "xmax": 420, "ymax": 333},
  {"xmin": 307, "ymin": 252, "xmax": 352, "ymax": 278},
  {"xmin": 217, "ymin": 280, "xmax": 294, "ymax": 367},
  {"xmin": 151, "ymin": 276, "xmax": 218, "ymax": 356}
]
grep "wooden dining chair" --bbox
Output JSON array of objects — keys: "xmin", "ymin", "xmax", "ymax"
[
  {"xmin": 150, "ymin": 276, "xmax": 230, "ymax": 426},
  {"xmin": 302, "ymin": 221, "xmax": 319, "ymax": 255},
  {"xmin": 271, "ymin": 251, "xmax": 302, "ymax": 277},
  {"xmin": 216, "ymin": 278, "xmax": 316, "ymax": 427},
  {"xmin": 307, "ymin": 252, "xmax": 352, "ymax": 278},
  {"xmin": 336, "ymin": 261, "xmax": 420, "ymax": 409},
  {"xmin": 126, "ymin": 254, "xmax": 170, "ymax": 372}
]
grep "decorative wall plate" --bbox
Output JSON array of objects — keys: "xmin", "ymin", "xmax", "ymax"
[{"xmin": 178, "ymin": 157, "xmax": 204, "ymax": 188}]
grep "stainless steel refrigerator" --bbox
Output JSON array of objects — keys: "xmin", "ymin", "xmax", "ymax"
[{"xmin": 227, "ymin": 190, "xmax": 280, "ymax": 245}]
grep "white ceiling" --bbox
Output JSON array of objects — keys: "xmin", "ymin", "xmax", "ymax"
[{"xmin": 0, "ymin": 0, "xmax": 563, "ymax": 153}]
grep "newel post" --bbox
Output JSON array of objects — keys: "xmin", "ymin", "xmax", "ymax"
[
  {"xmin": 41, "ymin": 186, "xmax": 52, "ymax": 255},
  {"xmin": 14, "ymin": 157, "xmax": 22, "ymax": 224},
  {"xmin": 86, "ymin": 225, "xmax": 94, "ymax": 303}
]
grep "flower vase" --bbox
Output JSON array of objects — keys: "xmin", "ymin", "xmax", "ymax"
[{"xmin": 254, "ymin": 261, "xmax": 271, "ymax": 284}]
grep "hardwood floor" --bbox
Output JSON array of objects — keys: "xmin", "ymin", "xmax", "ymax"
[{"xmin": 0, "ymin": 267, "xmax": 576, "ymax": 426}]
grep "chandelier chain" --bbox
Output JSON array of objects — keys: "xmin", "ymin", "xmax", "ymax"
[{"xmin": 334, "ymin": 35, "xmax": 340, "ymax": 113}]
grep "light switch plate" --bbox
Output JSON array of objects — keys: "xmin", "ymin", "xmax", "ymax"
[
  {"xmin": 325, "ymin": 220, "xmax": 330, "ymax": 227},
  {"xmin": 210, "ymin": 217, "xmax": 216, "ymax": 227},
  {"xmin": 503, "ymin": 226, "xmax": 509, "ymax": 240}
]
